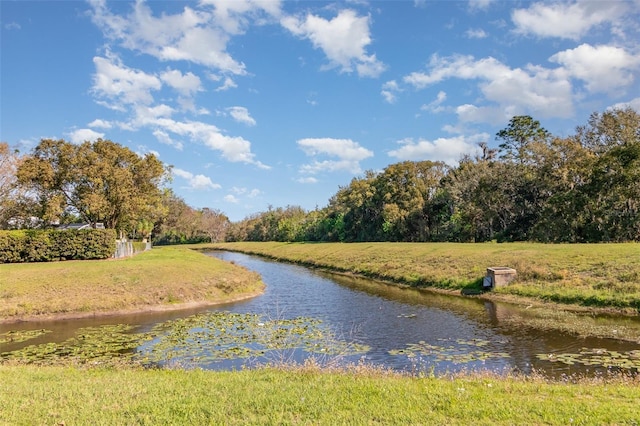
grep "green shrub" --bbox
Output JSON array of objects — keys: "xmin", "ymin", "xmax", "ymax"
[
  {"xmin": 80, "ymin": 229, "xmax": 117, "ymax": 259},
  {"xmin": 0, "ymin": 229, "xmax": 116, "ymax": 263},
  {"xmin": 0, "ymin": 231, "xmax": 25, "ymax": 263},
  {"xmin": 23, "ymin": 230, "xmax": 53, "ymax": 262},
  {"xmin": 53, "ymin": 230, "xmax": 82, "ymax": 260}
]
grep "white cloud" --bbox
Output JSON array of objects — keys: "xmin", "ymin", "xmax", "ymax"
[
  {"xmin": 87, "ymin": 119, "xmax": 113, "ymax": 129},
  {"xmin": 173, "ymin": 168, "xmax": 221, "ymax": 190},
  {"xmin": 160, "ymin": 69, "xmax": 203, "ymax": 96},
  {"xmin": 298, "ymin": 137, "xmax": 373, "ymax": 175},
  {"xmin": 149, "ymin": 118, "xmax": 270, "ymax": 168},
  {"xmin": 66, "ymin": 128, "xmax": 105, "ymax": 144},
  {"xmin": 297, "ymin": 176, "xmax": 318, "ymax": 184},
  {"xmin": 468, "ymin": 0, "xmax": 495, "ymax": 10},
  {"xmin": 512, "ymin": 1, "xmax": 628, "ymax": 40},
  {"xmin": 298, "ymin": 138, "xmax": 373, "ymax": 161},
  {"xmin": 356, "ymin": 54, "xmax": 386, "ymax": 78},
  {"xmin": 227, "ymin": 106, "xmax": 257, "ymax": 126},
  {"xmin": 152, "ymin": 130, "xmax": 184, "ymax": 150},
  {"xmin": 465, "ymin": 28, "xmax": 487, "ymax": 39},
  {"xmin": 224, "ymin": 194, "xmax": 240, "ymax": 203},
  {"xmin": 135, "ymin": 145, "xmax": 160, "ymax": 158},
  {"xmin": 89, "ymin": 0, "xmax": 247, "ymax": 74},
  {"xmin": 89, "ymin": 52, "xmax": 265, "ymax": 167},
  {"xmin": 421, "ymin": 91, "xmax": 447, "ymax": 113},
  {"xmin": 130, "ymin": 104, "xmax": 175, "ymax": 130},
  {"xmin": 611, "ymin": 97, "xmax": 640, "ymax": 111},
  {"xmin": 300, "ymin": 159, "xmax": 362, "ymax": 174},
  {"xmin": 403, "ymin": 54, "xmax": 574, "ymax": 120},
  {"xmin": 281, "ymin": 9, "xmax": 386, "ymax": 77},
  {"xmin": 388, "ymin": 134, "xmax": 487, "ymax": 166},
  {"xmin": 404, "ymin": 54, "xmax": 504, "ymax": 88},
  {"xmin": 549, "ymin": 44, "xmax": 639, "ymax": 94},
  {"xmin": 92, "ymin": 54, "xmax": 162, "ymax": 109},
  {"xmin": 231, "ymin": 186, "xmax": 261, "ymax": 197},
  {"xmin": 202, "ymin": 0, "xmax": 283, "ymax": 34},
  {"xmin": 215, "ymin": 76, "xmax": 238, "ymax": 91},
  {"xmin": 455, "ymin": 104, "xmax": 518, "ymax": 125},
  {"xmin": 4, "ymin": 22, "xmax": 21, "ymax": 30},
  {"xmin": 381, "ymin": 91, "xmax": 395, "ymax": 104},
  {"xmin": 381, "ymin": 80, "xmax": 401, "ymax": 103}
]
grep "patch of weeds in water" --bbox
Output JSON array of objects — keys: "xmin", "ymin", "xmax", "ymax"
[
  {"xmin": 0, "ymin": 312, "xmax": 370, "ymax": 368},
  {"xmin": 0, "ymin": 324, "xmax": 150, "ymax": 367},
  {"xmin": 0, "ymin": 329, "xmax": 52, "ymax": 344},
  {"xmin": 536, "ymin": 348, "xmax": 640, "ymax": 370},
  {"xmin": 388, "ymin": 338, "xmax": 510, "ymax": 365},
  {"xmin": 140, "ymin": 312, "xmax": 370, "ymax": 366}
]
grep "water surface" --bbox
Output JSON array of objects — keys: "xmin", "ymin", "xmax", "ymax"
[{"xmin": 2, "ymin": 251, "xmax": 639, "ymax": 376}]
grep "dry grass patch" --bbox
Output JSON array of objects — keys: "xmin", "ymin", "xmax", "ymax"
[
  {"xmin": 205, "ymin": 242, "xmax": 640, "ymax": 311},
  {"xmin": 0, "ymin": 247, "xmax": 264, "ymax": 322}
]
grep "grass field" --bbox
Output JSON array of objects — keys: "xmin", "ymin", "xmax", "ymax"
[
  {"xmin": 205, "ymin": 241, "xmax": 640, "ymax": 312},
  {"xmin": 0, "ymin": 246, "xmax": 264, "ymax": 322},
  {"xmin": 2, "ymin": 243, "xmax": 640, "ymax": 424},
  {"xmin": 1, "ymin": 364, "xmax": 638, "ymax": 425}
]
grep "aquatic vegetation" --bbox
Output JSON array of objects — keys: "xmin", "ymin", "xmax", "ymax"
[
  {"xmin": 0, "ymin": 329, "xmax": 51, "ymax": 344},
  {"xmin": 140, "ymin": 312, "xmax": 370, "ymax": 366},
  {"xmin": 536, "ymin": 348, "xmax": 640, "ymax": 370},
  {"xmin": 389, "ymin": 338, "xmax": 511, "ymax": 364},
  {"xmin": 0, "ymin": 312, "xmax": 369, "ymax": 367},
  {"xmin": 0, "ymin": 324, "xmax": 150, "ymax": 366}
]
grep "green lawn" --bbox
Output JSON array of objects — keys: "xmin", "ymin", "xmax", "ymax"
[
  {"xmin": 0, "ymin": 246, "xmax": 264, "ymax": 322},
  {"xmin": 1, "ymin": 365, "xmax": 638, "ymax": 425}
]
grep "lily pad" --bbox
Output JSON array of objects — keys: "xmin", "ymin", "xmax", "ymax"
[
  {"xmin": 389, "ymin": 338, "xmax": 511, "ymax": 364},
  {"xmin": 0, "ymin": 329, "xmax": 52, "ymax": 345},
  {"xmin": 536, "ymin": 348, "xmax": 640, "ymax": 370}
]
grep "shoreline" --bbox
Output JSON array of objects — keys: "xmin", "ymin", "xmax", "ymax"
[
  {"xmin": 202, "ymin": 246, "xmax": 640, "ymax": 343},
  {"xmin": 0, "ymin": 290, "xmax": 264, "ymax": 325},
  {"xmin": 207, "ymin": 246, "xmax": 640, "ymax": 317}
]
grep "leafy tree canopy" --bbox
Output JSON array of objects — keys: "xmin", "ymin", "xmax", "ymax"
[
  {"xmin": 17, "ymin": 138, "xmax": 171, "ymax": 232},
  {"xmin": 496, "ymin": 115, "xmax": 551, "ymax": 164}
]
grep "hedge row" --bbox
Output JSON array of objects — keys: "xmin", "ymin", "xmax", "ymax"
[{"xmin": 0, "ymin": 229, "xmax": 117, "ymax": 263}]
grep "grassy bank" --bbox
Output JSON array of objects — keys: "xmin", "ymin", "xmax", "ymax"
[
  {"xmin": 205, "ymin": 242, "xmax": 640, "ymax": 312},
  {"xmin": 0, "ymin": 247, "xmax": 264, "ymax": 322},
  {"xmin": 1, "ymin": 365, "xmax": 639, "ymax": 425}
]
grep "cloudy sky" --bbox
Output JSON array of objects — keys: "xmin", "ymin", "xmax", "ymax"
[{"xmin": 2, "ymin": 0, "xmax": 639, "ymax": 221}]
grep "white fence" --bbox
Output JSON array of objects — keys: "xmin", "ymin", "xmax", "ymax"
[{"xmin": 114, "ymin": 240, "xmax": 151, "ymax": 258}]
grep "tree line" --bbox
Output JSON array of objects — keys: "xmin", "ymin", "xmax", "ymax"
[
  {"xmin": 0, "ymin": 139, "xmax": 229, "ymax": 244},
  {"xmin": 227, "ymin": 108, "xmax": 640, "ymax": 243},
  {"xmin": 1, "ymin": 107, "xmax": 638, "ymax": 244}
]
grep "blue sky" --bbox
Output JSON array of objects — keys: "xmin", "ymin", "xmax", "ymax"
[{"xmin": 2, "ymin": 0, "xmax": 639, "ymax": 221}]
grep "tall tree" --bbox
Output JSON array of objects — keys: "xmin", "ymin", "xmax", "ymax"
[
  {"xmin": 373, "ymin": 161, "xmax": 448, "ymax": 241},
  {"xmin": 529, "ymin": 136, "xmax": 594, "ymax": 242},
  {"xmin": 496, "ymin": 115, "xmax": 551, "ymax": 164},
  {"xmin": 199, "ymin": 208, "xmax": 230, "ymax": 243},
  {"xmin": 329, "ymin": 171, "xmax": 379, "ymax": 241},
  {"xmin": 17, "ymin": 139, "xmax": 170, "ymax": 232},
  {"xmin": 0, "ymin": 142, "xmax": 25, "ymax": 228},
  {"xmin": 577, "ymin": 108, "xmax": 640, "ymax": 241},
  {"xmin": 443, "ymin": 158, "xmax": 510, "ymax": 242}
]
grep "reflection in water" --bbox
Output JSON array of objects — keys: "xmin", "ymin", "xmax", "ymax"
[{"xmin": 1, "ymin": 250, "xmax": 639, "ymax": 377}]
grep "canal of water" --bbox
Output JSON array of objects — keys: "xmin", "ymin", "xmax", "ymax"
[{"xmin": 2, "ymin": 251, "xmax": 639, "ymax": 377}]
